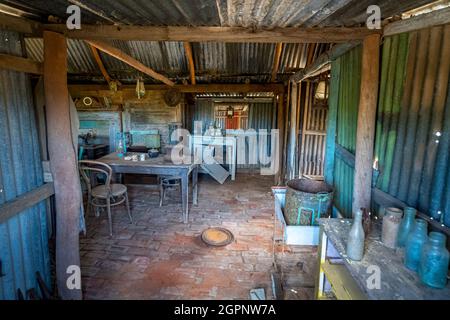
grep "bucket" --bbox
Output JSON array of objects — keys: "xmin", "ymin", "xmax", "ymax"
[{"xmin": 284, "ymin": 179, "xmax": 334, "ymax": 226}]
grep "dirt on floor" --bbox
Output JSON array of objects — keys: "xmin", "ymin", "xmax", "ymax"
[{"xmin": 80, "ymin": 173, "xmax": 317, "ymax": 300}]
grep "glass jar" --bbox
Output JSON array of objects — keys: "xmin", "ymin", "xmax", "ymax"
[
  {"xmin": 404, "ymin": 219, "xmax": 428, "ymax": 272},
  {"xmin": 419, "ymin": 232, "xmax": 449, "ymax": 289},
  {"xmin": 382, "ymin": 207, "xmax": 403, "ymax": 249},
  {"xmin": 397, "ymin": 207, "xmax": 416, "ymax": 248}
]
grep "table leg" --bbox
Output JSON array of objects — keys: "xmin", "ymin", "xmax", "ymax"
[
  {"xmin": 181, "ymin": 173, "xmax": 189, "ymax": 223},
  {"xmin": 193, "ymin": 165, "xmax": 198, "ymax": 206}
]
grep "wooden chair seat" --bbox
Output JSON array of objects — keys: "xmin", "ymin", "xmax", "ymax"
[{"xmin": 92, "ymin": 183, "xmax": 127, "ymax": 198}]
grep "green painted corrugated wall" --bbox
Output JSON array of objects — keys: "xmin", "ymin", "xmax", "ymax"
[
  {"xmin": 326, "ymin": 25, "xmax": 450, "ymax": 225},
  {"xmin": 328, "ymin": 45, "xmax": 362, "ymax": 217},
  {"xmin": 374, "ymin": 26, "xmax": 450, "ymax": 226}
]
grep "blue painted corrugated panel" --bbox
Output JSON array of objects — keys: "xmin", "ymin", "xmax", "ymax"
[
  {"xmin": 0, "ymin": 30, "xmax": 51, "ymax": 300},
  {"xmin": 333, "ymin": 157, "xmax": 354, "ymax": 217}
]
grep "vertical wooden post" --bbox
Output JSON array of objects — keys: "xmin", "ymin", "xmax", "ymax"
[
  {"xmin": 287, "ymin": 82, "xmax": 298, "ymax": 180},
  {"xmin": 276, "ymin": 93, "xmax": 285, "ymax": 185},
  {"xmin": 352, "ymin": 34, "xmax": 380, "ymax": 214},
  {"xmin": 43, "ymin": 31, "xmax": 82, "ymax": 300}
]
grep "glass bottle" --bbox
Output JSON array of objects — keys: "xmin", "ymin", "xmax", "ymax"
[
  {"xmin": 404, "ymin": 219, "xmax": 428, "ymax": 272},
  {"xmin": 419, "ymin": 232, "xmax": 449, "ymax": 289},
  {"xmin": 346, "ymin": 210, "xmax": 365, "ymax": 261},
  {"xmin": 117, "ymin": 138, "xmax": 124, "ymax": 158},
  {"xmin": 397, "ymin": 207, "xmax": 416, "ymax": 248}
]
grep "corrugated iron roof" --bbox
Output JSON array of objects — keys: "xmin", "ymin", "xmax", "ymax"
[
  {"xmin": 9, "ymin": 0, "xmax": 435, "ymax": 84},
  {"xmin": 1, "ymin": 0, "xmax": 435, "ymax": 27},
  {"xmin": 23, "ymin": 37, "xmax": 328, "ymax": 84}
]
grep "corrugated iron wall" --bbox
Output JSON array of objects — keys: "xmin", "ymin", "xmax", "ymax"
[
  {"xmin": 374, "ymin": 25, "xmax": 450, "ymax": 226},
  {"xmin": 329, "ymin": 45, "xmax": 362, "ymax": 217},
  {"xmin": 0, "ymin": 31, "xmax": 51, "ymax": 299},
  {"xmin": 190, "ymin": 99, "xmax": 215, "ymax": 133},
  {"xmin": 299, "ymin": 82, "xmax": 328, "ymax": 178},
  {"xmin": 188, "ymin": 99, "xmax": 274, "ymax": 170}
]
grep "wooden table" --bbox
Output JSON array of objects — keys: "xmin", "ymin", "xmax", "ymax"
[
  {"xmin": 98, "ymin": 152, "xmax": 198, "ymax": 223},
  {"xmin": 316, "ymin": 218, "xmax": 450, "ymax": 300}
]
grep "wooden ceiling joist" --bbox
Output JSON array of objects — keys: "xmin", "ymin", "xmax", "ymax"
[
  {"xmin": 183, "ymin": 42, "xmax": 196, "ymax": 85},
  {"xmin": 43, "ymin": 25, "xmax": 380, "ymax": 43},
  {"xmin": 68, "ymin": 83, "xmax": 285, "ymax": 97},
  {"xmin": 270, "ymin": 43, "xmax": 283, "ymax": 83},
  {"xmin": 0, "ymin": 13, "xmax": 379, "ymax": 43},
  {"xmin": 86, "ymin": 40, "xmax": 175, "ymax": 86},
  {"xmin": 0, "ymin": 53, "xmax": 43, "ymax": 74}
]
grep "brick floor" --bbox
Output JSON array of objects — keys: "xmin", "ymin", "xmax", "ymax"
[{"xmin": 80, "ymin": 173, "xmax": 317, "ymax": 300}]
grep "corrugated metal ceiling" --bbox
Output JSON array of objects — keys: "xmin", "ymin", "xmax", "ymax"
[
  {"xmin": 23, "ymin": 37, "xmax": 328, "ymax": 84},
  {"xmin": 0, "ymin": 0, "xmax": 435, "ymax": 27},
  {"xmin": 6, "ymin": 0, "xmax": 437, "ymax": 84}
]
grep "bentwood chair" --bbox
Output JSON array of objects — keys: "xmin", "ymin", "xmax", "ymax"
[
  {"xmin": 79, "ymin": 160, "xmax": 133, "ymax": 236},
  {"xmin": 158, "ymin": 175, "xmax": 182, "ymax": 207}
]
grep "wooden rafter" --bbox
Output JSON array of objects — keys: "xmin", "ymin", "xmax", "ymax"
[
  {"xmin": 86, "ymin": 40, "xmax": 175, "ymax": 86},
  {"xmin": 0, "ymin": 53, "xmax": 43, "ymax": 74},
  {"xmin": 183, "ymin": 42, "xmax": 196, "ymax": 84},
  {"xmin": 89, "ymin": 44, "xmax": 112, "ymax": 84},
  {"xmin": 270, "ymin": 43, "xmax": 283, "ymax": 83},
  {"xmin": 290, "ymin": 41, "xmax": 360, "ymax": 82}
]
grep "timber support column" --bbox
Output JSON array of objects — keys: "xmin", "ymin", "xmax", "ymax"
[
  {"xmin": 43, "ymin": 31, "xmax": 82, "ymax": 299},
  {"xmin": 276, "ymin": 93, "xmax": 285, "ymax": 185},
  {"xmin": 352, "ymin": 34, "xmax": 381, "ymax": 215}
]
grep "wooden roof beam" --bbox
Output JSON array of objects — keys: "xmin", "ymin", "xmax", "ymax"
[
  {"xmin": 0, "ymin": 53, "xmax": 43, "ymax": 74},
  {"xmin": 384, "ymin": 6, "xmax": 450, "ymax": 37},
  {"xmin": 68, "ymin": 83, "xmax": 285, "ymax": 96},
  {"xmin": 43, "ymin": 25, "xmax": 380, "ymax": 43},
  {"xmin": 270, "ymin": 43, "xmax": 283, "ymax": 83},
  {"xmin": 86, "ymin": 40, "xmax": 175, "ymax": 86},
  {"xmin": 183, "ymin": 42, "xmax": 196, "ymax": 85},
  {"xmin": 0, "ymin": 14, "xmax": 379, "ymax": 43}
]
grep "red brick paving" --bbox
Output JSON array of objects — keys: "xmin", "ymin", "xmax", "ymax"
[{"xmin": 80, "ymin": 174, "xmax": 317, "ymax": 300}]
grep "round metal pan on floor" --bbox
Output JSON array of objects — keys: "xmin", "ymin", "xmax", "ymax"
[{"xmin": 201, "ymin": 227, "xmax": 234, "ymax": 247}]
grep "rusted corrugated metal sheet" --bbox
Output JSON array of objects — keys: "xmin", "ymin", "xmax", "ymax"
[
  {"xmin": 0, "ymin": 30, "xmax": 51, "ymax": 299},
  {"xmin": 374, "ymin": 26, "xmax": 450, "ymax": 226}
]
